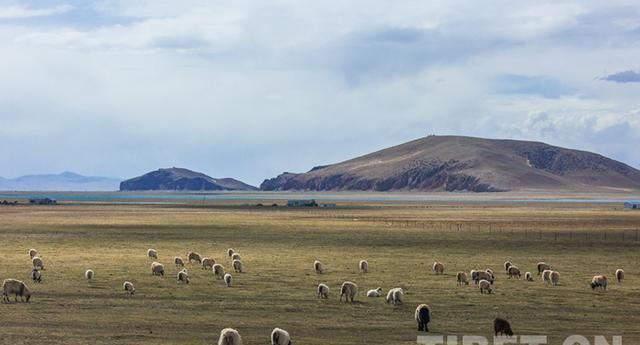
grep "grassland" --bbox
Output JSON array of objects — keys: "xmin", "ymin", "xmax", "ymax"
[{"xmin": 0, "ymin": 200, "xmax": 639, "ymax": 345}]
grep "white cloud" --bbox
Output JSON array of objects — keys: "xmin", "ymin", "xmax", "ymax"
[{"xmin": 0, "ymin": 4, "xmax": 73, "ymax": 19}]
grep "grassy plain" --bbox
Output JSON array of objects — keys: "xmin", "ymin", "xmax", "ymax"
[{"xmin": 0, "ymin": 200, "xmax": 639, "ymax": 345}]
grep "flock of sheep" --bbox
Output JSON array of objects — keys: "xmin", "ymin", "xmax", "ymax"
[{"xmin": 1, "ymin": 247, "xmax": 628, "ymax": 344}]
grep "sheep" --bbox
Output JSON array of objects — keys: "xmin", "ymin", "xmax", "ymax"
[
  {"xmin": 31, "ymin": 269, "xmax": 42, "ymax": 283},
  {"xmin": 218, "ymin": 328, "xmax": 242, "ymax": 345},
  {"xmin": 507, "ymin": 266, "xmax": 521, "ymax": 279},
  {"xmin": 317, "ymin": 283, "xmax": 329, "ymax": 299},
  {"xmin": 32, "ymin": 256, "xmax": 44, "ymax": 270},
  {"xmin": 504, "ymin": 261, "xmax": 513, "ymax": 272},
  {"xmin": 85, "ymin": 269, "xmax": 94, "ymax": 283},
  {"xmin": 187, "ymin": 251, "xmax": 202, "ymax": 264},
  {"xmin": 542, "ymin": 269, "xmax": 552, "ymax": 284},
  {"xmin": 271, "ymin": 327, "xmax": 292, "ymax": 345},
  {"xmin": 147, "ymin": 248, "xmax": 158, "ymax": 259},
  {"xmin": 591, "ymin": 275, "xmax": 608, "ymax": 291},
  {"xmin": 415, "ymin": 304, "xmax": 432, "ymax": 332},
  {"xmin": 232, "ymin": 259, "xmax": 243, "ymax": 273},
  {"xmin": 2, "ymin": 279, "xmax": 31, "ymax": 303},
  {"xmin": 213, "ymin": 264, "xmax": 225, "ymax": 279},
  {"xmin": 123, "ymin": 281, "xmax": 135, "ymax": 295},
  {"xmin": 151, "ymin": 262, "xmax": 165, "ymax": 276},
  {"xmin": 475, "ymin": 271, "xmax": 494, "ymax": 284},
  {"xmin": 367, "ymin": 287, "xmax": 383, "ymax": 297},
  {"xmin": 537, "ymin": 262, "xmax": 550, "ymax": 275},
  {"xmin": 231, "ymin": 253, "xmax": 241, "ymax": 261},
  {"xmin": 616, "ymin": 269, "xmax": 624, "ymax": 283},
  {"xmin": 433, "ymin": 261, "xmax": 444, "ymax": 274},
  {"xmin": 524, "ymin": 272, "xmax": 533, "ymax": 281},
  {"xmin": 227, "ymin": 248, "xmax": 235, "ymax": 257},
  {"xmin": 470, "ymin": 270, "xmax": 479, "ymax": 282},
  {"xmin": 28, "ymin": 248, "xmax": 38, "ymax": 259},
  {"xmin": 550, "ymin": 271, "xmax": 560, "ymax": 286},
  {"xmin": 202, "ymin": 257, "xmax": 216, "ymax": 270},
  {"xmin": 174, "ymin": 256, "xmax": 184, "ymax": 267},
  {"xmin": 359, "ymin": 260, "xmax": 369, "ymax": 273},
  {"xmin": 478, "ymin": 279, "xmax": 492, "ymax": 294},
  {"xmin": 485, "ymin": 269, "xmax": 496, "ymax": 280},
  {"xmin": 456, "ymin": 271, "xmax": 469, "ymax": 285},
  {"xmin": 340, "ymin": 281, "xmax": 358, "ymax": 303},
  {"xmin": 314, "ymin": 260, "xmax": 323, "ymax": 274},
  {"xmin": 177, "ymin": 270, "xmax": 190, "ymax": 284},
  {"xmin": 386, "ymin": 287, "xmax": 404, "ymax": 305},
  {"xmin": 224, "ymin": 273, "xmax": 233, "ymax": 287},
  {"xmin": 494, "ymin": 317, "xmax": 514, "ymax": 336}
]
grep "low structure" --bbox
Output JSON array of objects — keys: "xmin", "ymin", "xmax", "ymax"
[
  {"xmin": 624, "ymin": 201, "xmax": 640, "ymax": 210},
  {"xmin": 287, "ymin": 199, "xmax": 318, "ymax": 207},
  {"xmin": 29, "ymin": 198, "xmax": 57, "ymax": 205}
]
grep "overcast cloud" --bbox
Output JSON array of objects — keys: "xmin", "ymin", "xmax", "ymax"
[{"xmin": 1, "ymin": 0, "xmax": 639, "ymax": 185}]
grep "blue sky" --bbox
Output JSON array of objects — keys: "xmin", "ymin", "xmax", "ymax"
[{"xmin": 1, "ymin": 1, "xmax": 639, "ymax": 185}]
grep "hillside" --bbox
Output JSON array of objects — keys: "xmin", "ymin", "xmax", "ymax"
[
  {"xmin": 120, "ymin": 167, "xmax": 257, "ymax": 191},
  {"xmin": 0, "ymin": 171, "xmax": 121, "ymax": 191},
  {"xmin": 260, "ymin": 135, "xmax": 640, "ymax": 192}
]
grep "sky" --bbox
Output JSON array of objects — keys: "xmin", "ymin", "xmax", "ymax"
[{"xmin": 1, "ymin": 0, "xmax": 639, "ymax": 186}]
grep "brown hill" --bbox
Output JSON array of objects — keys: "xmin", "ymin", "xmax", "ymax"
[
  {"xmin": 120, "ymin": 167, "xmax": 257, "ymax": 191},
  {"xmin": 260, "ymin": 135, "xmax": 640, "ymax": 192}
]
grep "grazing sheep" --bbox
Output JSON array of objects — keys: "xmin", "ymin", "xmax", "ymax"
[
  {"xmin": 2, "ymin": 279, "xmax": 31, "ymax": 303},
  {"xmin": 218, "ymin": 328, "xmax": 242, "ymax": 345},
  {"xmin": 433, "ymin": 261, "xmax": 444, "ymax": 274},
  {"xmin": 224, "ymin": 273, "xmax": 233, "ymax": 287},
  {"xmin": 232, "ymin": 259, "xmax": 243, "ymax": 273},
  {"xmin": 147, "ymin": 248, "xmax": 158, "ymax": 259},
  {"xmin": 367, "ymin": 287, "xmax": 383, "ymax": 297},
  {"xmin": 151, "ymin": 262, "xmax": 165, "ymax": 276},
  {"xmin": 314, "ymin": 260, "xmax": 323, "ymax": 274},
  {"xmin": 28, "ymin": 248, "xmax": 38, "ymax": 259},
  {"xmin": 31, "ymin": 269, "xmax": 41, "ymax": 283},
  {"xmin": 340, "ymin": 281, "xmax": 358, "ymax": 303},
  {"xmin": 524, "ymin": 272, "xmax": 533, "ymax": 281},
  {"xmin": 359, "ymin": 260, "xmax": 369, "ymax": 273},
  {"xmin": 386, "ymin": 287, "xmax": 404, "ymax": 305},
  {"xmin": 494, "ymin": 317, "xmax": 514, "ymax": 336},
  {"xmin": 415, "ymin": 304, "xmax": 432, "ymax": 332},
  {"xmin": 475, "ymin": 271, "xmax": 494, "ymax": 284},
  {"xmin": 504, "ymin": 261, "xmax": 513, "ymax": 272},
  {"xmin": 470, "ymin": 270, "xmax": 479, "ymax": 282},
  {"xmin": 85, "ymin": 269, "xmax": 94, "ymax": 282},
  {"xmin": 174, "ymin": 257, "xmax": 184, "ymax": 267},
  {"xmin": 317, "ymin": 283, "xmax": 329, "ymax": 299},
  {"xmin": 550, "ymin": 271, "xmax": 560, "ymax": 286},
  {"xmin": 591, "ymin": 275, "xmax": 608, "ymax": 291},
  {"xmin": 213, "ymin": 264, "xmax": 225, "ymax": 279},
  {"xmin": 202, "ymin": 257, "xmax": 216, "ymax": 270},
  {"xmin": 507, "ymin": 266, "xmax": 521, "ymax": 279},
  {"xmin": 123, "ymin": 281, "xmax": 135, "ymax": 295},
  {"xmin": 456, "ymin": 272, "xmax": 469, "ymax": 285},
  {"xmin": 177, "ymin": 270, "xmax": 190, "ymax": 284},
  {"xmin": 227, "ymin": 248, "xmax": 235, "ymax": 257},
  {"xmin": 542, "ymin": 270, "xmax": 552, "ymax": 284},
  {"xmin": 271, "ymin": 327, "xmax": 292, "ymax": 345},
  {"xmin": 231, "ymin": 253, "xmax": 241, "ymax": 261},
  {"xmin": 187, "ymin": 251, "xmax": 202, "ymax": 264},
  {"xmin": 479, "ymin": 279, "xmax": 492, "ymax": 294},
  {"xmin": 616, "ymin": 269, "xmax": 624, "ymax": 283},
  {"xmin": 537, "ymin": 262, "xmax": 550, "ymax": 275},
  {"xmin": 485, "ymin": 268, "xmax": 495, "ymax": 276},
  {"xmin": 32, "ymin": 256, "xmax": 44, "ymax": 270}
]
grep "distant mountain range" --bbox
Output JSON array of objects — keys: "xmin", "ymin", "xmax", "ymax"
[
  {"xmin": 0, "ymin": 172, "xmax": 121, "ymax": 191},
  {"xmin": 260, "ymin": 135, "xmax": 640, "ymax": 192},
  {"xmin": 119, "ymin": 167, "xmax": 258, "ymax": 191}
]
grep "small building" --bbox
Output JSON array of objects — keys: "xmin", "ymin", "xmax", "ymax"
[
  {"xmin": 29, "ymin": 198, "xmax": 57, "ymax": 205},
  {"xmin": 287, "ymin": 199, "xmax": 318, "ymax": 207},
  {"xmin": 319, "ymin": 203, "xmax": 336, "ymax": 208},
  {"xmin": 624, "ymin": 201, "xmax": 640, "ymax": 210}
]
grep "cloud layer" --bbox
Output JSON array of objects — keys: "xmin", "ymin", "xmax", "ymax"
[{"xmin": 1, "ymin": 1, "xmax": 639, "ymax": 184}]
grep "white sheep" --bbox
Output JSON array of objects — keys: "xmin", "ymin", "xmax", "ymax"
[
  {"xmin": 478, "ymin": 279, "xmax": 492, "ymax": 294},
  {"xmin": 271, "ymin": 327, "xmax": 292, "ymax": 345},
  {"xmin": 433, "ymin": 261, "xmax": 444, "ymax": 274},
  {"xmin": 2, "ymin": 279, "xmax": 31, "ymax": 303},
  {"xmin": 456, "ymin": 271, "xmax": 469, "ymax": 285},
  {"xmin": 470, "ymin": 269, "xmax": 479, "ymax": 282},
  {"xmin": 187, "ymin": 251, "xmax": 202, "ymax": 264},
  {"xmin": 213, "ymin": 264, "xmax": 225, "ymax": 279},
  {"xmin": 340, "ymin": 281, "xmax": 358, "ymax": 303},
  {"xmin": 475, "ymin": 271, "xmax": 494, "ymax": 284},
  {"xmin": 231, "ymin": 253, "xmax": 241, "ymax": 261},
  {"xmin": 224, "ymin": 273, "xmax": 233, "ymax": 287},
  {"xmin": 504, "ymin": 260, "xmax": 513, "ymax": 272},
  {"xmin": 317, "ymin": 283, "xmax": 329, "ymax": 299},
  {"xmin": 615, "ymin": 269, "xmax": 624, "ymax": 283},
  {"xmin": 177, "ymin": 270, "xmax": 190, "ymax": 284},
  {"xmin": 85, "ymin": 269, "xmax": 94, "ymax": 283},
  {"xmin": 591, "ymin": 275, "xmax": 608, "ymax": 291},
  {"xmin": 147, "ymin": 248, "xmax": 158, "ymax": 259},
  {"xmin": 202, "ymin": 257, "xmax": 216, "ymax": 270},
  {"xmin": 386, "ymin": 287, "xmax": 404, "ymax": 305},
  {"xmin": 314, "ymin": 260, "xmax": 324, "ymax": 274},
  {"xmin": 367, "ymin": 287, "xmax": 383, "ymax": 297},
  {"xmin": 550, "ymin": 271, "xmax": 560, "ymax": 286},
  {"xmin": 232, "ymin": 259, "xmax": 243, "ymax": 273},
  {"xmin": 123, "ymin": 281, "xmax": 135, "ymax": 295},
  {"xmin": 359, "ymin": 260, "xmax": 369, "ymax": 273},
  {"xmin": 218, "ymin": 328, "xmax": 242, "ymax": 345},
  {"xmin": 31, "ymin": 269, "xmax": 42, "ymax": 283},
  {"xmin": 174, "ymin": 257, "xmax": 184, "ymax": 267},
  {"xmin": 542, "ymin": 269, "xmax": 552, "ymax": 284},
  {"xmin": 415, "ymin": 304, "xmax": 432, "ymax": 332},
  {"xmin": 32, "ymin": 256, "xmax": 44, "ymax": 270},
  {"xmin": 151, "ymin": 262, "xmax": 165, "ymax": 276},
  {"xmin": 524, "ymin": 272, "xmax": 533, "ymax": 281},
  {"xmin": 537, "ymin": 262, "xmax": 550, "ymax": 275},
  {"xmin": 507, "ymin": 266, "xmax": 521, "ymax": 279},
  {"xmin": 227, "ymin": 248, "xmax": 235, "ymax": 257},
  {"xmin": 28, "ymin": 248, "xmax": 38, "ymax": 259}
]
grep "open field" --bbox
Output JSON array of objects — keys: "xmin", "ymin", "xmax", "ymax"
[{"xmin": 1, "ymin": 200, "xmax": 640, "ymax": 344}]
